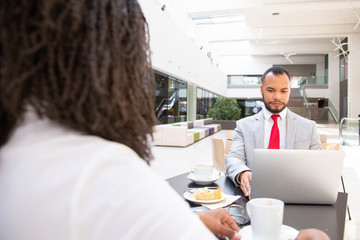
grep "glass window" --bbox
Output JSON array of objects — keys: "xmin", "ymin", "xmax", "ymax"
[
  {"xmin": 196, "ymin": 87, "xmax": 221, "ymax": 119},
  {"xmin": 291, "ymin": 76, "xmax": 308, "ymax": 88},
  {"xmin": 154, "ymin": 71, "xmax": 187, "ymax": 124}
]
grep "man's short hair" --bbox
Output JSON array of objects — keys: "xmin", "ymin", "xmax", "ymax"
[{"xmin": 261, "ymin": 66, "xmax": 291, "ymax": 83}]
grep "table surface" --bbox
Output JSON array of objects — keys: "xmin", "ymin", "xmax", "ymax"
[{"xmin": 167, "ymin": 173, "xmax": 348, "ymax": 240}]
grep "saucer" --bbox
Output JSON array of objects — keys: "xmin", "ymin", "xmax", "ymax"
[
  {"xmin": 239, "ymin": 225, "xmax": 299, "ymax": 240},
  {"xmin": 187, "ymin": 173, "xmax": 220, "ymax": 185}
]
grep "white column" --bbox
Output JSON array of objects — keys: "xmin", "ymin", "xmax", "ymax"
[
  {"xmin": 328, "ymin": 52, "xmax": 340, "ymax": 117},
  {"xmin": 348, "ymin": 34, "xmax": 360, "ymax": 118},
  {"xmin": 187, "ymin": 84, "xmax": 197, "ymax": 121}
]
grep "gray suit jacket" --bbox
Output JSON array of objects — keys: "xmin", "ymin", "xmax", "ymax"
[{"xmin": 225, "ymin": 109, "xmax": 322, "ymax": 186}]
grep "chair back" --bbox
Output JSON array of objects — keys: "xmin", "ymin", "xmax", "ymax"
[
  {"xmin": 319, "ymin": 134, "xmax": 328, "ymax": 144},
  {"xmin": 211, "ymin": 137, "xmax": 226, "ymax": 173},
  {"xmin": 225, "ymin": 130, "xmax": 234, "ymax": 155},
  {"xmin": 339, "ymin": 117, "xmax": 360, "ymax": 147}
]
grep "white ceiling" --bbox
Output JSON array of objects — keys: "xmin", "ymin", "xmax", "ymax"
[{"xmin": 162, "ymin": 0, "xmax": 360, "ymax": 62}]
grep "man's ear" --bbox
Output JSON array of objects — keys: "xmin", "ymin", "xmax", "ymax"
[{"xmin": 260, "ymin": 85, "xmax": 263, "ymax": 95}]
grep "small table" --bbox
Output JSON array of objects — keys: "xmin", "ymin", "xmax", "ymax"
[{"xmin": 167, "ymin": 173, "xmax": 348, "ymax": 240}]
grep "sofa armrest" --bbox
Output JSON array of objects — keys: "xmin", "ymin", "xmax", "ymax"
[{"xmin": 153, "ymin": 125, "xmax": 194, "ymax": 147}]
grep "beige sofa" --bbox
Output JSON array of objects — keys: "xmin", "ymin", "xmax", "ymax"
[{"xmin": 152, "ymin": 125, "xmax": 194, "ymax": 147}]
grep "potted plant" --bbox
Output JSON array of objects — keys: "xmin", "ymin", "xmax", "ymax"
[{"xmin": 208, "ymin": 97, "xmax": 241, "ymax": 129}]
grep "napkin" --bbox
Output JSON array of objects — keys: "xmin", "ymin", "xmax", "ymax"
[{"xmin": 201, "ymin": 193, "xmax": 240, "ymax": 210}]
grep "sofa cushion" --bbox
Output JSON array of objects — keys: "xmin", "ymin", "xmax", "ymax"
[
  {"xmin": 193, "ymin": 126, "xmax": 210, "ymax": 136},
  {"xmin": 189, "ymin": 131, "xmax": 200, "ymax": 142},
  {"xmin": 188, "ymin": 128, "xmax": 206, "ymax": 139},
  {"xmin": 194, "ymin": 126, "xmax": 214, "ymax": 135},
  {"xmin": 203, "ymin": 118, "xmax": 213, "ymax": 125},
  {"xmin": 206, "ymin": 124, "xmax": 221, "ymax": 133}
]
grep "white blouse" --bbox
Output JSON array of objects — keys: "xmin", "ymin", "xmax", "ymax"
[{"xmin": 0, "ymin": 110, "xmax": 216, "ymax": 240}]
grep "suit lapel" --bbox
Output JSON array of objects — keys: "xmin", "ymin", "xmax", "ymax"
[
  {"xmin": 255, "ymin": 111, "xmax": 265, "ymax": 149},
  {"xmin": 285, "ymin": 109, "xmax": 296, "ymax": 149}
]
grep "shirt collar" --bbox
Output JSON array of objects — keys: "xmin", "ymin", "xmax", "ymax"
[{"xmin": 263, "ymin": 107, "xmax": 288, "ymax": 121}]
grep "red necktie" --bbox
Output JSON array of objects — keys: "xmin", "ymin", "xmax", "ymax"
[{"xmin": 268, "ymin": 115, "xmax": 280, "ymax": 149}]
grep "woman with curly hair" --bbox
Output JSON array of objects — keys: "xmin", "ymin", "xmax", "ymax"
[{"xmin": 0, "ymin": 0, "xmax": 241, "ymax": 239}]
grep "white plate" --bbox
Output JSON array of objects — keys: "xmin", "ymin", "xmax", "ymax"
[
  {"xmin": 183, "ymin": 190, "xmax": 225, "ymax": 204},
  {"xmin": 187, "ymin": 174, "xmax": 220, "ymax": 185},
  {"xmin": 239, "ymin": 225, "xmax": 299, "ymax": 240}
]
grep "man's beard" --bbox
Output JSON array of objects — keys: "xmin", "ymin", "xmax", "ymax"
[{"xmin": 262, "ymin": 95, "xmax": 287, "ymax": 114}]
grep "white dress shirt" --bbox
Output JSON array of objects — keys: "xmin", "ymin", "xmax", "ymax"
[{"xmin": 263, "ymin": 107, "xmax": 288, "ymax": 149}]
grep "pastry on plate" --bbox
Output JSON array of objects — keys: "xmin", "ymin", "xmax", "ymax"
[{"xmin": 195, "ymin": 187, "xmax": 222, "ymax": 201}]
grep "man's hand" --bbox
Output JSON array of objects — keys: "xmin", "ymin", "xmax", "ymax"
[
  {"xmin": 238, "ymin": 171, "xmax": 252, "ymax": 197},
  {"xmin": 196, "ymin": 208, "xmax": 241, "ymax": 240},
  {"xmin": 295, "ymin": 229, "xmax": 330, "ymax": 240}
]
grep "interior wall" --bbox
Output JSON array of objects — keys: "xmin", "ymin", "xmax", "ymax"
[
  {"xmin": 220, "ymin": 55, "xmax": 272, "ymax": 75},
  {"xmin": 227, "ymin": 87, "xmax": 261, "ymax": 99},
  {"xmin": 275, "ymin": 64, "xmax": 316, "ymax": 84},
  {"xmin": 348, "ymin": 34, "xmax": 360, "ymax": 118},
  {"xmin": 138, "ymin": 0, "xmax": 227, "ymax": 96},
  {"xmin": 276, "ymin": 64, "xmax": 316, "ymax": 75}
]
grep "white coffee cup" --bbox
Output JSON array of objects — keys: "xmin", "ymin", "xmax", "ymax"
[
  {"xmin": 246, "ymin": 198, "xmax": 284, "ymax": 240},
  {"xmin": 189, "ymin": 164, "xmax": 214, "ymax": 180}
]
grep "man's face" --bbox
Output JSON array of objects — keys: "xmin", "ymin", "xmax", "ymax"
[{"xmin": 260, "ymin": 72, "xmax": 291, "ymax": 114}]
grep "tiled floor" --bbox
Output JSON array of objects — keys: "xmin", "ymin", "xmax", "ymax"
[{"xmin": 150, "ymin": 124, "xmax": 360, "ymax": 240}]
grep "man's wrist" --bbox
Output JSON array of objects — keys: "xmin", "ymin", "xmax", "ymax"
[{"xmin": 235, "ymin": 173, "xmax": 242, "ymax": 185}]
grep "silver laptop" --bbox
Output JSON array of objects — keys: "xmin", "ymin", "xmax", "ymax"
[{"xmin": 250, "ymin": 149, "xmax": 345, "ymax": 204}]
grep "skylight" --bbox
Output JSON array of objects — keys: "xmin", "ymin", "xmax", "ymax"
[{"xmin": 191, "ymin": 14, "xmax": 245, "ymax": 25}]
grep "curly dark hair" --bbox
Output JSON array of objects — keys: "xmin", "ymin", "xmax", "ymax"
[{"xmin": 0, "ymin": 0, "xmax": 157, "ymax": 163}]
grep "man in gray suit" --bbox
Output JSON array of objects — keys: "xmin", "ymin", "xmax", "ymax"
[{"xmin": 225, "ymin": 66, "xmax": 322, "ymax": 196}]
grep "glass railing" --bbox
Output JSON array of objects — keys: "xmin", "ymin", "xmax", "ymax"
[
  {"xmin": 227, "ymin": 75, "xmax": 261, "ymax": 87},
  {"xmin": 299, "ymin": 84, "xmax": 309, "ymax": 108},
  {"xmin": 340, "ymin": 118, "xmax": 360, "ymax": 146},
  {"xmin": 227, "ymin": 75, "xmax": 328, "ymax": 88},
  {"xmin": 289, "ymin": 85, "xmax": 338, "ymax": 124},
  {"xmin": 287, "ymin": 107, "xmax": 336, "ymax": 123},
  {"xmin": 155, "ymin": 91, "xmax": 178, "ymax": 119},
  {"xmin": 326, "ymin": 100, "xmax": 339, "ymax": 124}
]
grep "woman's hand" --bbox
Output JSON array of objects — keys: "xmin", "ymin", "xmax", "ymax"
[{"xmin": 196, "ymin": 208, "xmax": 241, "ymax": 240}]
